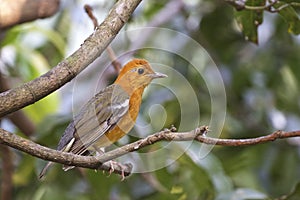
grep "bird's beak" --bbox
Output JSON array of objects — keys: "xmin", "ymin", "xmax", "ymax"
[{"xmin": 147, "ymin": 72, "xmax": 168, "ymax": 79}]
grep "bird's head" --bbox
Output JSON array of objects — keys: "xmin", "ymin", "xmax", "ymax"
[{"xmin": 114, "ymin": 59, "xmax": 167, "ymax": 93}]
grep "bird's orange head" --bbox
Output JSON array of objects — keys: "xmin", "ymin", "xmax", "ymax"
[{"xmin": 114, "ymin": 59, "xmax": 167, "ymax": 93}]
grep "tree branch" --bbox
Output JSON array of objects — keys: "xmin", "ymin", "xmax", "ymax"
[
  {"xmin": 0, "ymin": 128, "xmax": 133, "ymax": 177},
  {"xmin": 0, "ymin": 126, "xmax": 299, "ymax": 178},
  {"xmin": 225, "ymin": 0, "xmax": 300, "ymax": 12},
  {"xmin": 0, "ymin": 0, "xmax": 142, "ymax": 118},
  {"xmin": 195, "ymin": 129, "xmax": 300, "ymax": 146},
  {"xmin": 0, "ymin": 0, "xmax": 60, "ymax": 29}
]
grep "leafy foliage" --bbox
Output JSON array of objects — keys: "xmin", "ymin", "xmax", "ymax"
[
  {"xmin": 235, "ymin": 0, "xmax": 265, "ymax": 44},
  {"xmin": 231, "ymin": 0, "xmax": 300, "ymax": 43}
]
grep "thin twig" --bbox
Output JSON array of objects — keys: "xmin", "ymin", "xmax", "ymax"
[
  {"xmin": 195, "ymin": 130, "xmax": 295, "ymax": 146},
  {"xmin": 225, "ymin": 0, "xmax": 300, "ymax": 12},
  {"xmin": 84, "ymin": 4, "xmax": 98, "ymax": 29}
]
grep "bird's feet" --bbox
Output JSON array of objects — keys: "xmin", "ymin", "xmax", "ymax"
[{"xmin": 107, "ymin": 160, "xmax": 126, "ymax": 181}]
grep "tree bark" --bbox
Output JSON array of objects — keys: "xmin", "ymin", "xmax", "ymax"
[{"xmin": 0, "ymin": 0, "xmax": 60, "ymax": 29}]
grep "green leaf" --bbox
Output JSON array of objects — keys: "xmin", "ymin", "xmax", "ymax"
[
  {"xmin": 275, "ymin": 2, "xmax": 300, "ymax": 34},
  {"xmin": 235, "ymin": 0, "xmax": 265, "ymax": 44}
]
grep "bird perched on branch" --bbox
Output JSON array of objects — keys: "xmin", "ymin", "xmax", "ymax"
[{"xmin": 39, "ymin": 59, "xmax": 167, "ymax": 178}]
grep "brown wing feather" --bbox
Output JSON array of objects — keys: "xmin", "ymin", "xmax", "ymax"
[{"xmin": 57, "ymin": 84, "xmax": 129, "ymax": 155}]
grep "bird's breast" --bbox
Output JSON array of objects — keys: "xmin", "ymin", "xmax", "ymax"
[{"xmin": 94, "ymin": 89, "xmax": 144, "ymax": 147}]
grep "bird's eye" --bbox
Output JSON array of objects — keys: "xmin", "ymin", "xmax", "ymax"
[{"xmin": 137, "ymin": 68, "xmax": 144, "ymax": 75}]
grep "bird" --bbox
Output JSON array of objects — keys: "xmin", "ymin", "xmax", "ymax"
[{"xmin": 39, "ymin": 58, "xmax": 167, "ymax": 178}]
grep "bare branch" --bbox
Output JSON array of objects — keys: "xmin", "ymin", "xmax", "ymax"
[
  {"xmin": 84, "ymin": 4, "xmax": 99, "ymax": 29},
  {"xmin": 0, "ymin": 0, "xmax": 142, "ymax": 118},
  {"xmin": 225, "ymin": 0, "xmax": 300, "ymax": 12},
  {"xmin": 0, "ymin": 128, "xmax": 133, "ymax": 177},
  {"xmin": 1, "ymin": 126, "xmax": 299, "ymax": 178},
  {"xmin": 0, "ymin": 0, "xmax": 60, "ymax": 29},
  {"xmin": 195, "ymin": 130, "xmax": 300, "ymax": 146}
]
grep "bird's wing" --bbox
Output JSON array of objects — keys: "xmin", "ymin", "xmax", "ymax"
[{"xmin": 57, "ymin": 84, "xmax": 129, "ymax": 155}]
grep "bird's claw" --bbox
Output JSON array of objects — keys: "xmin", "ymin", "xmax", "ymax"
[{"xmin": 107, "ymin": 160, "xmax": 126, "ymax": 181}]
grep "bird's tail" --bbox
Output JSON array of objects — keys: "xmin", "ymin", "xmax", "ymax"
[{"xmin": 39, "ymin": 161, "xmax": 53, "ymax": 179}]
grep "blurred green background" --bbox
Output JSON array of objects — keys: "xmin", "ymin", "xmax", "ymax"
[{"xmin": 1, "ymin": 0, "xmax": 300, "ymax": 199}]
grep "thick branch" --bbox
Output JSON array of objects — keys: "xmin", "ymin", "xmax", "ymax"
[
  {"xmin": 0, "ymin": 128, "xmax": 133, "ymax": 176},
  {"xmin": 0, "ymin": 0, "xmax": 60, "ymax": 29},
  {"xmin": 0, "ymin": 0, "xmax": 142, "ymax": 118},
  {"xmin": 0, "ymin": 126, "xmax": 299, "ymax": 177}
]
